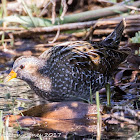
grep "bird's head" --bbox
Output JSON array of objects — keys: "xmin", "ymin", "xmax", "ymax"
[{"xmin": 5, "ymin": 56, "xmax": 44, "ymax": 82}]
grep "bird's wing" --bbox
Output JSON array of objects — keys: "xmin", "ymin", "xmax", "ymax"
[
  {"xmin": 39, "ymin": 41, "xmax": 101, "ymax": 67},
  {"xmin": 66, "ymin": 41, "xmax": 128, "ymax": 74},
  {"xmin": 68, "ymin": 41, "xmax": 102, "ymax": 66}
]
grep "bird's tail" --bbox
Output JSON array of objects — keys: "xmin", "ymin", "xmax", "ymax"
[{"xmin": 100, "ymin": 18, "xmax": 126, "ymax": 49}]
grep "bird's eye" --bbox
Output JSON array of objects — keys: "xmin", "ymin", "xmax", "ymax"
[{"xmin": 20, "ymin": 65, "xmax": 25, "ymax": 69}]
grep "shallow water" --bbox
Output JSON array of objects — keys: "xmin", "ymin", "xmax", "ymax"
[
  {"xmin": 0, "ymin": 66, "xmax": 140, "ymax": 139},
  {"xmin": 0, "ymin": 41, "xmax": 140, "ymax": 139}
]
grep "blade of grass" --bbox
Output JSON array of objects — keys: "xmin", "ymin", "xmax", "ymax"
[
  {"xmin": 1, "ymin": 32, "xmax": 5, "ymax": 45},
  {"xmin": 0, "ymin": 6, "xmax": 4, "ymax": 19},
  {"xmin": 96, "ymin": 91, "xmax": 101, "ymax": 140},
  {"xmin": 132, "ymin": 130, "xmax": 140, "ymax": 139},
  {"xmin": 0, "ymin": 111, "xmax": 4, "ymax": 135},
  {"xmin": 1, "ymin": 0, "xmax": 7, "ymax": 47},
  {"xmin": 90, "ymin": 82, "xmax": 93, "ymax": 104},
  {"xmin": 39, "ymin": 135, "xmax": 43, "ymax": 140},
  {"xmin": 5, "ymin": 115, "xmax": 9, "ymax": 140},
  {"xmin": 105, "ymin": 83, "xmax": 111, "ymax": 107},
  {"xmin": 96, "ymin": 91, "xmax": 100, "ymax": 122},
  {"xmin": 2, "ymin": 16, "xmax": 52, "ymax": 27},
  {"xmin": 20, "ymin": 0, "xmax": 37, "ymax": 27},
  {"xmin": 2, "ymin": 0, "xmax": 7, "ymax": 17}
]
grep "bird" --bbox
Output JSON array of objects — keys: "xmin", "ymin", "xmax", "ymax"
[{"xmin": 5, "ymin": 20, "xmax": 128, "ymax": 102}]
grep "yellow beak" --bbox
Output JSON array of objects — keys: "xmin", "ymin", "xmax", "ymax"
[{"xmin": 5, "ymin": 70, "xmax": 17, "ymax": 82}]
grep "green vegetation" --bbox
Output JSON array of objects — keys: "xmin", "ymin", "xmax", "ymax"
[
  {"xmin": 105, "ymin": 83, "xmax": 111, "ymax": 107},
  {"xmin": 1, "ymin": 16, "xmax": 52, "ymax": 27},
  {"xmin": 96, "ymin": 91, "xmax": 101, "ymax": 140},
  {"xmin": 0, "ymin": 111, "xmax": 4, "ymax": 138},
  {"xmin": 131, "ymin": 31, "xmax": 140, "ymax": 43},
  {"xmin": 131, "ymin": 31, "xmax": 140, "ymax": 56},
  {"xmin": 135, "ymin": 47, "xmax": 140, "ymax": 56},
  {"xmin": 90, "ymin": 83, "xmax": 93, "ymax": 104},
  {"xmin": 20, "ymin": 0, "xmax": 37, "ymax": 27}
]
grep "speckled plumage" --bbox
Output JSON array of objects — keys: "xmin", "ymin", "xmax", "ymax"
[{"xmin": 9, "ymin": 20, "xmax": 128, "ymax": 101}]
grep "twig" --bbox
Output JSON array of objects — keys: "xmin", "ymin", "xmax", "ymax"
[
  {"xmin": 54, "ymin": 1, "xmax": 140, "ymax": 23},
  {"xmin": 49, "ymin": 27, "xmax": 60, "ymax": 43},
  {"xmin": 124, "ymin": 5, "xmax": 140, "ymax": 11},
  {"xmin": 110, "ymin": 106, "xmax": 140, "ymax": 126},
  {"xmin": 98, "ymin": 0, "xmax": 115, "ymax": 4},
  {"xmin": 68, "ymin": 0, "xmax": 73, "ymax": 5},
  {"xmin": 83, "ymin": 21, "xmax": 98, "ymax": 41},
  {"xmin": 1, "ymin": 15, "xmax": 140, "ymax": 39},
  {"xmin": 60, "ymin": 0, "xmax": 68, "ymax": 20},
  {"xmin": 130, "ymin": 71, "xmax": 139, "ymax": 82},
  {"xmin": 111, "ymin": 106, "xmax": 140, "ymax": 120},
  {"xmin": 0, "ymin": 27, "xmax": 24, "ymax": 31},
  {"xmin": 39, "ymin": 1, "xmax": 51, "ymax": 17},
  {"xmin": 2, "ymin": 43, "xmax": 16, "ymax": 55},
  {"xmin": 51, "ymin": 0, "xmax": 56, "ymax": 24},
  {"xmin": 111, "ymin": 113, "xmax": 140, "ymax": 126}
]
